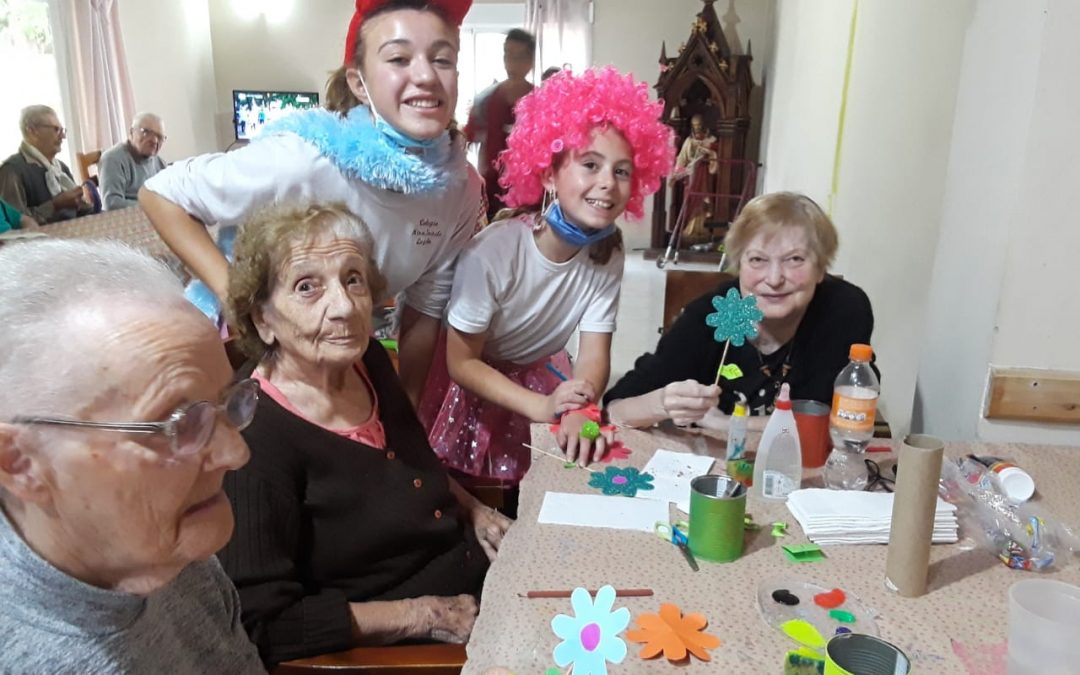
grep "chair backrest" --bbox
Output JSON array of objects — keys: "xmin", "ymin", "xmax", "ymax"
[
  {"xmin": 76, "ymin": 150, "xmax": 102, "ymax": 185},
  {"xmin": 661, "ymin": 270, "xmax": 734, "ymax": 334}
]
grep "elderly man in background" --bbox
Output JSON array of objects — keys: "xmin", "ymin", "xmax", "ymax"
[
  {"xmin": 100, "ymin": 112, "xmax": 167, "ymax": 210},
  {"xmin": 0, "ymin": 105, "xmax": 94, "ymax": 223},
  {"xmin": 0, "ymin": 239, "xmax": 265, "ymax": 673}
]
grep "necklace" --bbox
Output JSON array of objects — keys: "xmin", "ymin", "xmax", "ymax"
[{"xmin": 755, "ymin": 342, "xmax": 793, "ymax": 401}]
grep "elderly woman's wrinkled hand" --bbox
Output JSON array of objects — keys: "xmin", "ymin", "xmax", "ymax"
[
  {"xmin": 420, "ymin": 594, "xmax": 479, "ymax": 644},
  {"xmin": 660, "ymin": 380, "xmax": 720, "ymax": 426},
  {"xmin": 470, "ymin": 502, "xmax": 512, "ymax": 562}
]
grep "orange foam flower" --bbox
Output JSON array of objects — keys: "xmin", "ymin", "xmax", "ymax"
[{"xmin": 626, "ymin": 603, "xmax": 722, "ymax": 662}]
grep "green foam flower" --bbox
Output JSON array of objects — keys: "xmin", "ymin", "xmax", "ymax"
[
  {"xmin": 588, "ymin": 466, "xmax": 655, "ymax": 497},
  {"xmin": 705, "ymin": 287, "xmax": 764, "ymax": 347}
]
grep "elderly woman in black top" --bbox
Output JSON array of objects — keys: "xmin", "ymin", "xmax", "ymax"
[
  {"xmin": 604, "ymin": 191, "xmax": 876, "ymax": 429},
  {"xmin": 220, "ymin": 204, "xmax": 507, "ymax": 666}
]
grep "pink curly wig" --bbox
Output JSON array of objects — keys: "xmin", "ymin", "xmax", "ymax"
[{"xmin": 498, "ymin": 66, "xmax": 675, "ymax": 220}]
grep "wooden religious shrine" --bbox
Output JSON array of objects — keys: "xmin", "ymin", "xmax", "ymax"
[{"xmin": 651, "ymin": 0, "xmax": 757, "ymax": 266}]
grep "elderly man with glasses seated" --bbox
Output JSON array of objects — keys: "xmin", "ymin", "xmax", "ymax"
[
  {"xmin": 99, "ymin": 112, "xmax": 167, "ymax": 211},
  {"xmin": 0, "ymin": 239, "xmax": 265, "ymax": 673},
  {"xmin": 0, "ymin": 105, "xmax": 95, "ymax": 223}
]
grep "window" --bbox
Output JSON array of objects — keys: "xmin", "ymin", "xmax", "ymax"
[
  {"xmin": 0, "ymin": 0, "xmax": 69, "ymax": 166},
  {"xmin": 458, "ymin": 3, "xmax": 527, "ymax": 168}
]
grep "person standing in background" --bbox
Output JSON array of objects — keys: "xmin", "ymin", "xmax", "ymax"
[
  {"xmin": 465, "ymin": 29, "xmax": 535, "ymax": 219},
  {"xmin": 99, "ymin": 113, "xmax": 167, "ymax": 210}
]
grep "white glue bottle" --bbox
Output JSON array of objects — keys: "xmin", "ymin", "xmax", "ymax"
[{"xmin": 752, "ymin": 383, "xmax": 803, "ymax": 501}]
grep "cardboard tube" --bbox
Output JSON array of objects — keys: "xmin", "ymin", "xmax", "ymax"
[{"xmin": 884, "ymin": 434, "xmax": 944, "ymax": 597}]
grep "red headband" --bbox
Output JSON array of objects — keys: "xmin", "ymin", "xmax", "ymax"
[{"xmin": 343, "ymin": 0, "xmax": 472, "ymax": 64}]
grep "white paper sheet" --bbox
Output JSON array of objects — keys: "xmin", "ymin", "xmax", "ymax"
[
  {"xmin": 639, "ymin": 448, "xmax": 716, "ymax": 513},
  {"xmin": 537, "ymin": 492, "xmax": 670, "ymax": 532}
]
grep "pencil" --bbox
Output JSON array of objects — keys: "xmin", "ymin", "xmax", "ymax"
[
  {"xmin": 546, "ymin": 363, "xmax": 569, "ymax": 381},
  {"xmin": 520, "ymin": 589, "xmax": 654, "ymax": 599}
]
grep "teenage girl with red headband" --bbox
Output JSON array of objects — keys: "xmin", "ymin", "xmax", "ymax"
[
  {"xmin": 419, "ymin": 67, "xmax": 674, "ymax": 497},
  {"xmin": 141, "ymin": 0, "xmax": 482, "ymax": 408}
]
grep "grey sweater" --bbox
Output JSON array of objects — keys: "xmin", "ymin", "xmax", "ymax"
[
  {"xmin": 0, "ymin": 508, "xmax": 265, "ymax": 674},
  {"xmin": 98, "ymin": 142, "xmax": 165, "ymax": 210}
]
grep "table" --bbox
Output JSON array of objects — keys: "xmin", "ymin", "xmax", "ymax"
[
  {"xmin": 464, "ymin": 425, "xmax": 1080, "ymax": 673},
  {"xmin": 46, "ymin": 206, "xmax": 175, "ymax": 260}
]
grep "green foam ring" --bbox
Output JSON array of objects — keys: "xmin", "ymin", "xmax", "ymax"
[
  {"xmin": 688, "ymin": 475, "xmax": 746, "ymax": 562},
  {"xmin": 579, "ymin": 420, "xmax": 601, "ymax": 440}
]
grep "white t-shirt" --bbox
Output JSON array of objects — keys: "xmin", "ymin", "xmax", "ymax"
[
  {"xmin": 448, "ymin": 216, "xmax": 624, "ymax": 364},
  {"xmin": 143, "ymin": 133, "xmax": 483, "ymax": 319}
]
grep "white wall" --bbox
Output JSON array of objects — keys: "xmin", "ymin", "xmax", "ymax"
[
  {"xmin": 914, "ymin": 0, "xmax": 1080, "ymax": 445},
  {"xmin": 206, "ymin": 0, "xmax": 351, "ymax": 149},
  {"xmin": 761, "ymin": 0, "xmax": 973, "ymax": 436},
  {"xmin": 117, "ymin": 0, "xmax": 219, "ymax": 160}
]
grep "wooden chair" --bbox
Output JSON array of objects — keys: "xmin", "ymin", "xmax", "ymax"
[
  {"xmin": 272, "ymin": 644, "xmax": 466, "ymax": 674},
  {"xmin": 76, "ymin": 150, "xmax": 102, "ymax": 185},
  {"xmin": 660, "ymin": 269, "xmax": 733, "ymax": 334}
]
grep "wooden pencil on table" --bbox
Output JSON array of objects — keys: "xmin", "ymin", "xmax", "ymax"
[{"xmin": 520, "ymin": 588, "xmax": 654, "ymax": 599}]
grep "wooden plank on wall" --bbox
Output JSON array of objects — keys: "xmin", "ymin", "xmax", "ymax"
[{"xmin": 985, "ymin": 367, "xmax": 1080, "ymax": 424}]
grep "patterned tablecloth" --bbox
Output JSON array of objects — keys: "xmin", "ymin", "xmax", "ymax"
[
  {"xmin": 44, "ymin": 206, "xmax": 174, "ymax": 260},
  {"xmin": 463, "ymin": 424, "xmax": 1080, "ymax": 674}
]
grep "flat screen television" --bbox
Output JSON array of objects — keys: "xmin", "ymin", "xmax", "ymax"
[{"xmin": 233, "ymin": 90, "xmax": 320, "ymax": 140}]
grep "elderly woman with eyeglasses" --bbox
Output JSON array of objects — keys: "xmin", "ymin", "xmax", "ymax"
[
  {"xmin": 604, "ymin": 191, "xmax": 878, "ymax": 429},
  {"xmin": 0, "ymin": 240, "xmax": 264, "ymax": 673},
  {"xmin": 219, "ymin": 203, "xmax": 503, "ymax": 667}
]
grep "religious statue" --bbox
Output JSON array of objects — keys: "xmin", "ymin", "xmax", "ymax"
[{"xmin": 670, "ymin": 114, "xmax": 719, "ymax": 243}]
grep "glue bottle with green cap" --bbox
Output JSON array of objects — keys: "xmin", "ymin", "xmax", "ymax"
[{"xmin": 724, "ymin": 397, "xmax": 752, "ymax": 485}]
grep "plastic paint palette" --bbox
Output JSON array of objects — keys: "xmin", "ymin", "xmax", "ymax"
[{"xmin": 756, "ymin": 577, "xmax": 880, "ymax": 652}]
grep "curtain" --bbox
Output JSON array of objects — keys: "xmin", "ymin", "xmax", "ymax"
[
  {"xmin": 48, "ymin": 0, "xmax": 136, "ymax": 154},
  {"xmin": 526, "ymin": 0, "xmax": 593, "ymax": 77}
]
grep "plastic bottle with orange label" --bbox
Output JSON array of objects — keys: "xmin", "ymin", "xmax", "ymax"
[{"xmin": 823, "ymin": 344, "xmax": 880, "ymax": 490}]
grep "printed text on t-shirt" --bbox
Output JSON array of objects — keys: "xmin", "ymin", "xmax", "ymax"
[{"xmin": 413, "ymin": 219, "xmax": 442, "ymax": 246}]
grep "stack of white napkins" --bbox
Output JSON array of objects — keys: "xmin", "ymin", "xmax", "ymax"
[{"xmin": 786, "ymin": 488, "xmax": 958, "ymax": 545}]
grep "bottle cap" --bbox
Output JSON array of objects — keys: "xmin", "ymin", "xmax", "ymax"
[
  {"xmin": 733, "ymin": 402, "xmax": 748, "ymax": 417},
  {"xmin": 849, "ymin": 343, "xmax": 873, "ymax": 361},
  {"xmin": 774, "ymin": 382, "xmax": 792, "ymax": 410}
]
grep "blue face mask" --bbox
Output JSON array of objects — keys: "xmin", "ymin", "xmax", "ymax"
[
  {"xmin": 544, "ymin": 201, "xmax": 618, "ymax": 247},
  {"xmin": 360, "ymin": 72, "xmax": 446, "ymax": 152}
]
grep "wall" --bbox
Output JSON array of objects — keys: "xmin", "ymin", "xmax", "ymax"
[
  {"xmin": 117, "ymin": 0, "xmax": 219, "ymax": 160},
  {"xmin": 761, "ymin": 0, "xmax": 972, "ymax": 436},
  {"xmin": 206, "ymin": 0, "xmax": 351, "ymax": 149},
  {"xmin": 915, "ymin": 0, "xmax": 1080, "ymax": 445},
  {"xmin": 591, "ymin": 0, "xmax": 775, "ymax": 249}
]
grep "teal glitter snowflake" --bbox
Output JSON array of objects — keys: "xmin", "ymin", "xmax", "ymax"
[
  {"xmin": 705, "ymin": 287, "xmax": 763, "ymax": 347},
  {"xmin": 588, "ymin": 466, "xmax": 655, "ymax": 497}
]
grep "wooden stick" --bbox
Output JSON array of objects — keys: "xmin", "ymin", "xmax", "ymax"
[
  {"xmin": 713, "ymin": 338, "xmax": 731, "ymax": 385},
  {"xmin": 519, "ymin": 588, "xmax": 654, "ymax": 599},
  {"xmin": 522, "ymin": 443, "xmax": 598, "ymax": 473}
]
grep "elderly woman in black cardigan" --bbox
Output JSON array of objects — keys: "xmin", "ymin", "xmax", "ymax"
[
  {"xmin": 604, "ymin": 191, "xmax": 877, "ymax": 430},
  {"xmin": 220, "ymin": 204, "xmax": 508, "ymax": 666}
]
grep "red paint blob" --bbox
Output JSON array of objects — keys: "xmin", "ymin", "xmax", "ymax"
[{"xmin": 813, "ymin": 588, "xmax": 846, "ymax": 609}]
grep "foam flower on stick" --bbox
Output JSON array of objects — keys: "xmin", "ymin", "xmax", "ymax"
[
  {"xmin": 551, "ymin": 585, "xmax": 630, "ymax": 674},
  {"xmin": 626, "ymin": 603, "xmax": 722, "ymax": 662},
  {"xmin": 704, "ymin": 287, "xmax": 763, "ymax": 385}
]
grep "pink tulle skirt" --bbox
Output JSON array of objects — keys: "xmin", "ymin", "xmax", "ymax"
[{"xmin": 418, "ymin": 330, "xmax": 571, "ymax": 484}]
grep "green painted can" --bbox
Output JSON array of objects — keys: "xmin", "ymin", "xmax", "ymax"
[
  {"xmin": 688, "ymin": 474, "xmax": 746, "ymax": 562},
  {"xmin": 824, "ymin": 634, "xmax": 911, "ymax": 675}
]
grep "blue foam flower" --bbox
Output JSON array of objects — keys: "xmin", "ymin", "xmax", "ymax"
[
  {"xmin": 551, "ymin": 585, "xmax": 630, "ymax": 674},
  {"xmin": 705, "ymin": 287, "xmax": 764, "ymax": 346}
]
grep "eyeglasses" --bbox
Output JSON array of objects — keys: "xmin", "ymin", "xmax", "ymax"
[
  {"xmin": 864, "ymin": 458, "xmax": 896, "ymax": 492},
  {"xmin": 12, "ymin": 379, "xmax": 259, "ymax": 458},
  {"xmin": 36, "ymin": 123, "xmax": 65, "ymax": 136},
  {"xmin": 135, "ymin": 127, "xmax": 167, "ymax": 143}
]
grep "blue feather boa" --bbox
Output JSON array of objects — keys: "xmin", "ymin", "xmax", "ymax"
[{"xmin": 258, "ymin": 106, "xmax": 453, "ymax": 193}]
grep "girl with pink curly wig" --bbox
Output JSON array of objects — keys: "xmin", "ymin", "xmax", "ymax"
[{"xmin": 417, "ymin": 67, "xmax": 674, "ymax": 496}]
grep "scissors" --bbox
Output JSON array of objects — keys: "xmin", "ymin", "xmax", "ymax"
[{"xmin": 655, "ymin": 520, "xmax": 699, "ymax": 572}]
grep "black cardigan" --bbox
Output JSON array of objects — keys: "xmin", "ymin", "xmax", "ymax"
[
  {"xmin": 603, "ymin": 276, "xmax": 876, "ymax": 416},
  {"xmin": 218, "ymin": 342, "xmax": 489, "ymax": 666}
]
